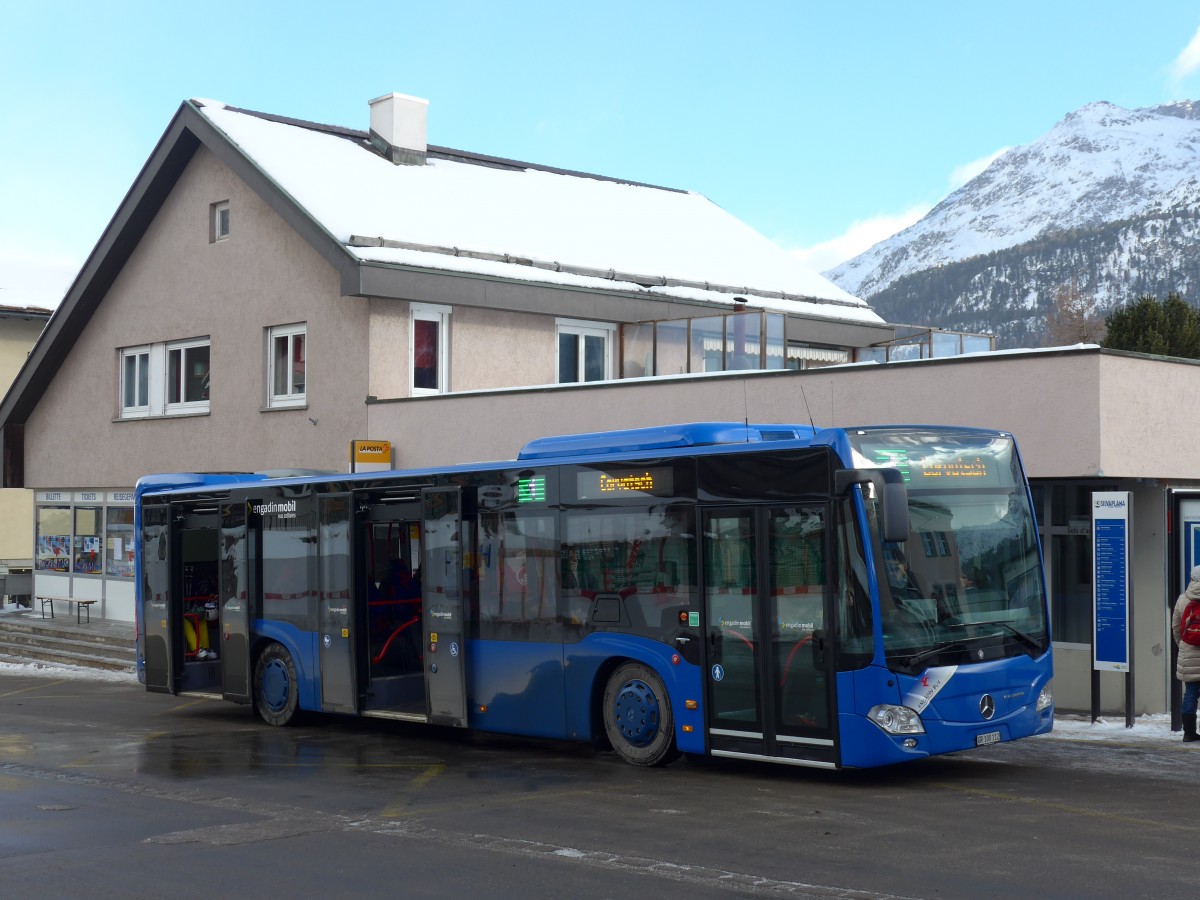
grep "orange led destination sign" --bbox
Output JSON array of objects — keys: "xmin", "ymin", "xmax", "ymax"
[
  {"xmin": 854, "ymin": 433, "xmax": 1014, "ymax": 490},
  {"xmin": 577, "ymin": 466, "xmax": 673, "ymax": 500},
  {"xmin": 869, "ymin": 447, "xmax": 1003, "ymax": 488},
  {"xmin": 921, "ymin": 458, "xmax": 990, "ymax": 479},
  {"xmin": 601, "ymin": 472, "xmax": 657, "ymax": 493}
]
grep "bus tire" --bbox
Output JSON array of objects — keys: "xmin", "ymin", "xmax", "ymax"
[
  {"xmin": 254, "ymin": 642, "xmax": 299, "ymax": 726},
  {"xmin": 602, "ymin": 662, "xmax": 678, "ymax": 766}
]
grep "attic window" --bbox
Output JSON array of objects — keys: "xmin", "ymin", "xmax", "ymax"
[{"xmin": 211, "ymin": 201, "xmax": 230, "ymax": 242}]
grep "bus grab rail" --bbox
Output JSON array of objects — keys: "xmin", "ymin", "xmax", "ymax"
[{"xmin": 834, "ymin": 467, "xmax": 909, "ymax": 543}]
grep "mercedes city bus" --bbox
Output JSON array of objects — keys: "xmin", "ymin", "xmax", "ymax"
[{"xmin": 135, "ymin": 422, "xmax": 1053, "ymax": 769}]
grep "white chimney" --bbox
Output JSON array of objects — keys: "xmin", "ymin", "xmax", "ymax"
[{"xmin": 368, "ymin": 92, "xmax": 428, "ymax": 165}]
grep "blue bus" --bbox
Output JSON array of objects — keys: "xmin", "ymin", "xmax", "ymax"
[{"xmin": 135, "ymin": 422, "xmax": 1053, "ymax": 769}]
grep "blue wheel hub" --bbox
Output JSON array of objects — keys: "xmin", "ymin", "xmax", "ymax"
[
  {"xmin": 261, "ymin": 658, "xmax": 291, "ymax": 713},
  {"xmin": 612, "ymin": 678, "xmax": 660, "ymax": 747}
]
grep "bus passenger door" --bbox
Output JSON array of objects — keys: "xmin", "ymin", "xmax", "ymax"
[
  {"xmin": 703, "ymin": 505, "xmax": 837, "ymax": 767},
  {"xmin": 141, "ymin": 504, "xmax": 176, "ymax": 694},
  {"xmin": 218, "ymin": 502, "xmax": 252, "ymax": 703},
  {"xmin": 318, "ymin": 495, "xmax": 357, "ymax": 714},
  {"xmin": 421, "ymin": 486, "xmax": 468, "ymax": 727}
]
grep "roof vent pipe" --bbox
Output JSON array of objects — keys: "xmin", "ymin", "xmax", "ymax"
[{"xmin": 368, "ymin": 93, "xmax": 428, "ymax": 166}]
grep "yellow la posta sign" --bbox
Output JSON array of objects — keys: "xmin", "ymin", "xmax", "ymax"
[{"xmin": 350, "ymin": 439, "xmax": 393, "ymax": 473}]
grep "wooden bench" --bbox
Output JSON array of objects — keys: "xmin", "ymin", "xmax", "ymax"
[{"xmin": 39, "ymin": 597, "xmax": 98, "ymax": 623}]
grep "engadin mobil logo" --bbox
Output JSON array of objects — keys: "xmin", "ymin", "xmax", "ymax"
[
  {"xmin": 252, "ymin": 499, "xmax": 298, "ymax": 519},
  {"xmin": 903, "ymin": 665, "xmax": 959, "ymax": 713}
]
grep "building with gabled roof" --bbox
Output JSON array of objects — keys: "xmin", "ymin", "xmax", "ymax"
[{"xmin": 0, "ymin": 93, "xmax": 893, "ymax": 625}]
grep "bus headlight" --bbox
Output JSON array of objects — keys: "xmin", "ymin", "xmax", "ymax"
[
  {"xmin": 867, "ymin": 704, "xmax": 925, "ymax": 734},
  {"xmin": 1036, "ymin": 681, "xmax": 1054, "ymax": 712}
]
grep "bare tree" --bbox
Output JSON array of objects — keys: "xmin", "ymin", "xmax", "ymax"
[{"xmin": 1042, "ymin": 280, "xmax": 1107, "ymax": 346}]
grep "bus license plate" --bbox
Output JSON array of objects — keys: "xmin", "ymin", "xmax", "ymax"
[{"xmin": 975, "ymin": 730, "xmax": 1001, "ymax": 746}]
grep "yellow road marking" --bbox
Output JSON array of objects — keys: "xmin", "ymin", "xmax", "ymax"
[
  {"xmin": 170, "ymin": 697, "xmax": 217, "ymax": 712},
  {"xmin": 382, "ymin": 764, "xmax": 445, "ymax": 817},
  {"xmin": 0, "ymin": 679, "xmax": 68, "ymax": 698},
  {"xmin": 408, "ymin": 763, "xmax": 445, "ymax": 791},
  {"xmin": 0, "ymin": 735, "xmax": 31, "ymax": 757}
]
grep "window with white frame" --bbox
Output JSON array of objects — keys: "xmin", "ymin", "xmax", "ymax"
[
  {"xmin": 211, "ymin": 201, "xmax": 230, "ymax": 242},
  {"xmin": 167, "ymin": 340, "xmax": 211, "ymax": 412},
  {"xmin": 557, "ymin": 319, "xmax": 614, "ymax": 383},
  {"xmin": 118, "ymin": 339, "xmax": 212, "ymax": 419},
  {"xmin": 267, "ymin": 323, "xmax": 306, "ymax": 407},
  {"xmin": 410, "ymin": 304, "xmax": 450, "ymax": 395},
  {"xmin": 120, "ymin": 347, "xmax": 150, "ymax": 417}
]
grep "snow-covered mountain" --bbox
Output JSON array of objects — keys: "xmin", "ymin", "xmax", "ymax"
[{"xmin": 825, "ymin": 100, "xmax": 1200, "ymax": 347}]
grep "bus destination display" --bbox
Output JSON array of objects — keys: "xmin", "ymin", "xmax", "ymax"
[
  {"xmin": 576, "ymin": 466, "xmax": 674, "ymax": 500},
  {"xmin": 856, "ymin": 439, "xmax": 1012, "ymax": 489}
]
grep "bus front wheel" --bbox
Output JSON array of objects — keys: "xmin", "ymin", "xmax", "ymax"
[
  {"xmin": 254, "ymin": 642, "xmax": 299, "ymax": 726},
  {"xmin": 602, "ymin": 663, "xmax": 678, "ymax": 766}
]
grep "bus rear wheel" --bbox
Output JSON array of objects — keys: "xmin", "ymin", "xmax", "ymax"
[
  {"xmin": 254, "ymin": 642, "xmax": 299, "ymax": 726},
  {"xmin": 603, "ymin": 663, "xmax": 678, "ymax": 766}
]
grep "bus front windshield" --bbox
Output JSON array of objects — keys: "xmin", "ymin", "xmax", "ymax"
[{"xmin": 851, "ymin": 430, "xmax": 1050, "ymax": 673}]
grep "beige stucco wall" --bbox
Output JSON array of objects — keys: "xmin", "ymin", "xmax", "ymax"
[
  {"xmin": 367, "ymin": 301, "xmax": 564, "ymax": 399},
  {"xmin": 0, "ymin": 317, "xmax": 45, "ymax": 559},
  {"xmin": 453, "ymin": 306, "xmax": 556, "ymax": 389},
  {"xmin": 0, "ymin": 318, "xmax": 45, "ymax": 387},
  {"xmin": 0, "ymin": 488, "xmax": 33, "ymax": 560},
  {"xmin": 1097, "ymin": 353, "xmax": 1200, "ymax": 479},
  {"xmin": 363, "ymin": 351, "xmax": 1119, "ymax": 477},
  {"xmin": 23, "ymin": 145, "xmax": 371, "ymax": 489}
]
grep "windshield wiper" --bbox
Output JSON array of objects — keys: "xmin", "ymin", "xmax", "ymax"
[
  {"xmin": 948, "ymin": 620, "xmax": 1043, "ymax": 655},
  {"xmin": 900, "ymin": 639, "xmax": 968, "ymax": 670}
]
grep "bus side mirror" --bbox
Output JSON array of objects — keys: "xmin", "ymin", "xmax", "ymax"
[{"xmin": 835, "ymin": 468, "xmax": 910, "ymax": 543}]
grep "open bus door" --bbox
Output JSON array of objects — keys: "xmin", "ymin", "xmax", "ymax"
[
  {"xmin": 702, "ymin": 504, "xmax": 838, "ymax": 768},
  {"xmin": 421, "ymin": 486, "xmax": 468, "ymax": 727},
  {"xmin": 218, "ymin": 501, "xmax": 252, "ymax": 703},
  {"xmin": 141, "ymin": 503, "xmax": 176, "ymax": 694}
]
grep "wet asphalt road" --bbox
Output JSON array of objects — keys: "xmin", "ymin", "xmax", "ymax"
[{"xmin": 1, "ymin": 672, "xmax": 1198, "ymax": 899}]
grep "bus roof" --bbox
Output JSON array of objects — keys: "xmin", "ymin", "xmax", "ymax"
[
  {"xmin": 516, "ymin": 422, "xmax": 818, "ymax": 460},
  {"xmin": 134, "ymin": 421, "xmax": 1008, "ymax": 500}
]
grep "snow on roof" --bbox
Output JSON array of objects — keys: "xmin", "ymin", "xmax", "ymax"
[{"xmin": 196, "ymin": 100, "xmax": 882, "ymax": 325}]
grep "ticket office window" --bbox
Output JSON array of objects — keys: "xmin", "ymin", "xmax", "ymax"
[
  {"xmin": 74, "ymin": 507, "xmax": 103, "ymax": 574},
  {"xmin": 36, "ymin": 506, "xmax": 71, "ymax": 572},
  {"xmin": 35, "ymin": 503, "xmax": 136, "ymax": 577},
  {"xmin": 106, "ymin": 507, "xmax": 136, "ymax": 578}
]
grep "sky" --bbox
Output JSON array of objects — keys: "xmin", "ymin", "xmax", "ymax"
[{"xmin": 4, "ymin": 1, "xmax": 1200, "ymax": 310}]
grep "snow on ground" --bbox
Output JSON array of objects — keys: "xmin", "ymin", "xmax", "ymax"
[
  {"xmin": 0, "ymin": 658, "xmax": 1184, "ymax": 744},
  {"xmin": 0, "ymin": 659, "xmax": 137, "ymax": 683},
  {"xmin": 1048, "ymin": 713, "xmax": 1177, "ymax": 745}
]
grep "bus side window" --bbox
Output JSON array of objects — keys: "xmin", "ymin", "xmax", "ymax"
[
  {"xmin": 477, "ymin": 513, "xmax": 557, "ymax": 641},
  {"xmin": 563, "ymin": 507, "xmax": 697, "ymax": 644}
]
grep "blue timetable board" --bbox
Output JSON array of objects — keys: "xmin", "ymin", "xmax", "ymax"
[
  {"xmin": 1092, "ymin": 492, "xmax": 1131, "ymax": 673},
  {"xmin": 1188, "ymin": 520, "xmax": 1200, "ymax": 579}
]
